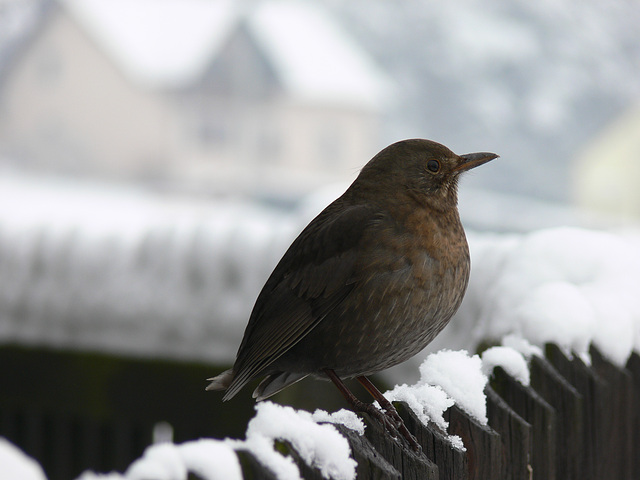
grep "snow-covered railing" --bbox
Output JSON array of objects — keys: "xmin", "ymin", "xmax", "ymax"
[
  {"xmin": 3, "ymin": 343, "xmax": 639, "ymax": 480},
  {"xmin": 0, "ymin": 172, "xmax": 631, "ymax": 366},
  {"xmin": 0, "ymin": 173, "xmax": 302, "ymax": 362},
  {"xmin": 2, "ymin": 173, "xmax": 640, "ymax": 479}
]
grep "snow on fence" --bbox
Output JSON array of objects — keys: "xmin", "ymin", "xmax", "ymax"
[
  {"xmin": 2, "ymin": 343, "xmax": 638, "ymax": 480},
  {"xmin": 118, "ymin": 346, "xmax": 640, "ymax": 480}
]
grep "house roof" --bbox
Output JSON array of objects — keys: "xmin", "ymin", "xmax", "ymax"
[
  {"xmin": 249, "ymin": 1, "xmax": 390, "ymax": 108},
  {"xmin": 62, "ymin": 0, "xmax": 236, "ymax": 88},
  {"xmin": 61, "ymin": 0, "xmax": 390, "ymax": 108}
]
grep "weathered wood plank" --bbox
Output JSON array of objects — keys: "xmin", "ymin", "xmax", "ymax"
[
  {"xmin": 530, "ymin": 354, "xmax": 584, "ymax": 480},
  {"xmin": 332, "ymin": 424, "xmax": 402, "ymax": 480},
  {"xmin": 485, "ymin": 385, "xmax": 532, "ymax": 480},
  {"xmin": 589, "ymin": 346, "xmax": 633, "ymax": 480},
  {"xmin": 490, "ymin": 366, "xmax": 556, "ymax": 480},
  {"xmin": 395, "ymin": 402, "xmax": 467, "ymax": 480},
  {"xmin": 545, "ymin": 344, "xmax": 607, "ymax": 480},
  {"xmin": 361, "ymin": 410, "xmax": 439, "ymax": 480},
  {"xmin": 625, "ymin": 352, "xmax": 640, "ymax": 478},
  {"xmin": 445, "ymin": 404, "xmax": 502, "ymax": 480}
]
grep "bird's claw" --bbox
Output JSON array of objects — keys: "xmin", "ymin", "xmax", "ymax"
[
  {"xmin": 380, "ymin": 405, "xmax": 421, "ymax": 452},
  {"xmin": 364, "ymin": 404, "xmax": 422, "ymax": 453},
  {"xmin": 381, "ymin": 407, "xmax": 403, "ymax": 429}
]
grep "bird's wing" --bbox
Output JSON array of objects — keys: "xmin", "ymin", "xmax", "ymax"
[{"xmin": 223, "ymin": 201, "xmax": 378, "ymax": 400}]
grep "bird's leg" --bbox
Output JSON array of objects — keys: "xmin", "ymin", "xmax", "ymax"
[
  {"xmin": 324, "ymin": 369, "xmax": 420, "ymax": 452},
  {"xmin": 356, "ymin": 375, "xmax": 421, "ymax": 452},
  {"xmin": 356, "ymin": 376, "xmax": 403, "ymax": 424},
  {"xmin": 324, "ymin": 369, "xmax": 401, "ymax": 438}
]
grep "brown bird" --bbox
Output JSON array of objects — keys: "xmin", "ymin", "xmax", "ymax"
[{"xmin": 207, "ymin": 139, "xmax": 497, "ymax": 449}]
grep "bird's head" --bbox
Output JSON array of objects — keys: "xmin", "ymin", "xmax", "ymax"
[{"xmin": 355, "ymin": 139, "xmax": 498, "ymax": 209}]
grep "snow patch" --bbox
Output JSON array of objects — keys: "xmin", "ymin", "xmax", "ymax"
[
  {"xmin": 79, "ymin": 439, "xmax": 242, "ymax": 480},
  {"xmin": 419, "ymin": 350, "xmax": 488, "ymax": 425},
  {"xmin": 125, "ymin": 443, "xmax": 186, "ymax": 480},
  {"xmin": 501, "ymin": 334, "xmax": 543, "ymax": 359},
  {"xmin": 384, "ymin": 382, "xmax": 454, "ymax": 434},
  {"xmin": 464, "ymin": 227, "xmax": 640, "ymax": 368},
  {"xmin": 0, "ymin": 438, "xmax": 47, "ymax": 480},
  {"xmin": 312, "ymin": 409, "xmax": 365, "ymax": 436},
  {"xmin": 384, "ymin": 349, "xmax": 489, "ymax": 451},
  {"xmin": 481, "ymin": 346, "xmax": 530, "ymax": 386},
  {"xmin": 77, "ymin": 473, "xmax": 126, "ymax": 480},
  {"xmin": 241, "ymin": 402, "xmax": 357, "ymax": 480}
]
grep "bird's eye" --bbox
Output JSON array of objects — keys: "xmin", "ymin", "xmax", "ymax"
[{"xmin": 426, "ymin": 159, "xmax": 440, "ymax": 173}]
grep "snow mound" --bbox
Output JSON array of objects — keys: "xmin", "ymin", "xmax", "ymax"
[
  {"xmin": 239, "ymin": 402, "xmax": 357, "ymax": 480},
  {"xmin": 462, "ymin": 227, "xmax": 640, "ymax": 367},
  {"xmin": 384, "ymin": 349, "xmax": 489, "ymax": 451},
  {"xmin": 418, "ymin": 350, "xmax": 488, "ymax": 424},
  {"xmin": 481, "ymin": 346, "xmax": 530, "ymax": 386},
  {"xmin": 78, "ymin": 402, "xmax": 360, "ymax": 480},
  {"xmin": 312, "ymin": 409, "xmax": 365, "ymax": 436},
  {"xmin": 79, "ymin": 439, "xmax": 242, "ymax": 480},
  {"xmin": 0, "ymin": 438, "xmax": 47, "ymax": 480}
]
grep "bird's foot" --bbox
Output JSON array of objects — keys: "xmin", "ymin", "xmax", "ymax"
[
  {"xmin": 355, "ymin": 400, "xmax": 421, "ymax": 452},
  {"xmin": 381, "ymin": 407, "xmax": 421, "ymax": 453},
  {"xmin": 353, "ymin": 375, "xmax": 421, "ymax": 452},
  {"xmin": 323, "ymin": 369, "xmax": 421, "ymax": 452}
]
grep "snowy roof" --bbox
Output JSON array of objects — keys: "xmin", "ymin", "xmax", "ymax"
[
  {"xmin": 62, "ymin": 0, "xmax": 236, "ymax": 88},
  {"xmin": 249, "ymin": 1, "xmax": 390, "ymax": 108},
  {"xmin": 59, "ymin": 0, "xmax": 390, "ymax": 107}
]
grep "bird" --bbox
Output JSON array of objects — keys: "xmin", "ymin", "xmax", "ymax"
[{"xmin": 207, "ymin": 139, "xmax": 498, "ymax": 449}]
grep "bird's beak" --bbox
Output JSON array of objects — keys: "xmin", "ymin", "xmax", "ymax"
[{"xmin": 455, "ymin": 152, "xmax": 499, "ymax": 172}]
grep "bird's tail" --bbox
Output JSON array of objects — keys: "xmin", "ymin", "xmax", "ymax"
[
  {"xmin": 206, "ymin": 368, "xmax": 308, "ymax": 402},
  {"xmin": 205, "ymin": 369, "xmax": 234, "ymax": 393},
  {"xmin": 252, "ymin": 372, "xmax": 308, "ymax": 401}
]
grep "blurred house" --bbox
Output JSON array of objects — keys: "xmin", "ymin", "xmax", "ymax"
[
  {"xmin": 572, "ymin": 103, "xmax": 640, "ymax": 218},
  {"xmin": 0, "ymin": 0, "xmax": 390, "ymax": 194}
]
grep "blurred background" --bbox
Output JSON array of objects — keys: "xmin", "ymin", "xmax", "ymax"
[{"xmin": 0, "ymin": 0, "xmax": 639, "ymax": 478}]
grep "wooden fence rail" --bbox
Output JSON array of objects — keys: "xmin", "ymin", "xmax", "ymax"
[
  {"xmin": 1, "ymin": 344, "xmax": 638, "ymax": 479},
  {"xmin": 233, "ymin": 345, "xmax": 639, "ymax": 480}
]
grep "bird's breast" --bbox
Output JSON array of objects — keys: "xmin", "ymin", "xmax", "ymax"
[{"xmin": 344, "ymin": 208, "xmax": 471, "ymax": 364}]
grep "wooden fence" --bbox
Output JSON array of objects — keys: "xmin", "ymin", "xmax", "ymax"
[
  {"xmin": 1, "ymin": 344, "xmax": 638, "ymax": 479},
  {"xmin": 215, "ymin": 344, "xmax": 640, "ymax": 480}
]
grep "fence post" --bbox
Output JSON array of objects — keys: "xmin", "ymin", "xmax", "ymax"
[
  {"xmin": 360, "ymin": 409, "xmax": 439, "ymax": 480},
  {"xmin": 589, "ymin": 346, "xmax": 633, "ymax": 480},
  {"xmin": 625, "ymin": 353, "xmax": 640, "ymax": 478},
  {"xmin": 545, "ymin": 344, "xmax": 606, "ymax": 480},
  {"xmin": 445, "ymin": 404, "xmax": 502, "ymax": 480},
  {"xmin": 529, "ymin": 355, "xmax": 584, "ymax": 479},
  {"xmin": 485, "ymin": 386, "xmax": 531, "ymax": 480},
  {"xmin": 490, "ymin": 366, "xmax": 556, "ymax": 480},
  {"xmin": 327, "ymin": 424, "xmax": 402, "ymax": 480},
  {"xmin": 395, "ymin": 402, "xmax": 467, "ymax": 480}
]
